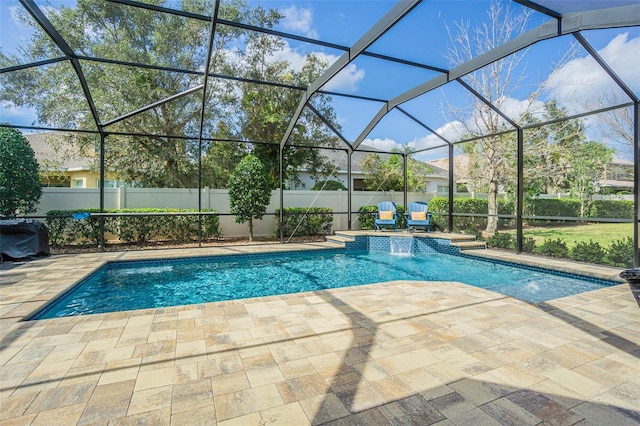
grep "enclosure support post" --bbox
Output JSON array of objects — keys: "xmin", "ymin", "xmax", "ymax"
[
  {"xmin": 448, "ymin": 143, "xmax": 454, "ymax": 232},
  {"xmin": 279, "ymin": 146, "xmax": 285, "ymax": 244},
  {"xmin": 347, "ymin": 150, "xmax": 352, "ymax": 231},
  {"xmin": 99, "ymin": 133, "xmax": 105, "ymax": 252},
  {"xmin": 634, "ymin": 102, "xmax": 639, "ymax": 268},
  {"xmin": 516, "ymin": 128, "xmax": 524, "ymax": 253},
  {"xmin": 403, "ymin": 154, "xmax": 408, "ymax": 213}
]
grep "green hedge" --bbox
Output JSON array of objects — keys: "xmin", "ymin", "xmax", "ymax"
[
  {"xmin": 357, "ymin": 205, "xmax": 406, "ymax": 230},
  {"xmin": 428, "ymin": 198, "xmax": 632, "ymax": 231},
  {"xmin": 46, "ymin": 209, "xmax": 220, "ymax": 247},
  {"xmin": 275, "ymin": 207, "xmax": 333, "ymax": 237},
  {"xmin": 588, "ymin": 200, "xmax": 633, "ymax": 219},
  {"xmin": 428, "ymin": 197, "xmax": 513, "ymax": 233}
]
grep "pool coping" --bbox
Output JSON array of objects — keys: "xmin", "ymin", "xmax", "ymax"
[{"xmin": 0, "ymin": 233, "xmax": 627, "ymax": 326}]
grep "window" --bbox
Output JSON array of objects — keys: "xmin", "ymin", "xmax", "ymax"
[
  {"xmin": 437, "ymin": 185, "xmax": 449, "ymax": 193},
  {"xmin": 353, "ymin": 179, "xmax": 367, "ymax": 191},
  {"xmin": 73, "ymin": 179, "xmax": 84, "ymax": 188}
]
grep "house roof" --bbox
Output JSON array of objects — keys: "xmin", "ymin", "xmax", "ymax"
[
  {"xmin": 25, "ymin": 132, "xmax": 93, "ymax": 171},
  {"xmin": 319, "ymin": 148, "xmax": 449, "ymax": 178}
]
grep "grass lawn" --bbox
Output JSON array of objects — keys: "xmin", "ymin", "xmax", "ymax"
[{"xmin": 506, "ymin": 223, "xmax": 633, "ymax": 249}]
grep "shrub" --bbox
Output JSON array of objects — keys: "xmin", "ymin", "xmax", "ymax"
[
  {"xmin": 46, "ymin": 209, "xmax": 220, "ymax": 246},
  {"xmin": 537, "ymin": 238, "xmax": 569, "ymax": 258},
  {"xmin": 276, "ymin": 207, "xmax": 333, "ymax": 237},
  {"xmin": 589, "ymin": 200, "xmax": 633, "ymax": 219},
  {"xmin": 522, "ymin": 237, "xmax": 536, "ymax": 252},
  {"xmin": 428, "ymin": 197, "xmax": 513, "ymax": 232},
  {"xmin": 606, "ymin": 237, "xmax": 634, "ymax": 268},
  {"xmin": 117, "ymin": 209, "xmax": 164, "ymax": 244},
  {"xmin": 486, "ymin": 231, "xmax": 514, "ymax": 249},
  {"xmin": 310, "ymin": 180, "xmax": 347, "ymax": 191},
  {"xmin": 357, "ymin": 205, "xmax": 376, "ymax": 230},
  {"xmin": 357, "ymin": 205, "xmax": 405, "ymax": 230},
  {"xmin": 523, "ymin": 198, "xmax": 582, "ymax": 225},
  {"xmin": 571, "ymin": 240, "xmax": 606, "ymax": 264},
  {"xmin": 45, "ymin": 209, "xmax": 116, "ymax": 246}
]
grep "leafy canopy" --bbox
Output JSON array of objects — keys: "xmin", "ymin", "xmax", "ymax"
[
  {"xmin": 0, "ymin": 127, "xmax": 42, "ymax": 217},
  {"xmin": 361, "ymin": 151, "xmax": 434, "ymax": 192},
  {"xmin": 0, "ymin": 0, "xmax": 342, "ymax": 189}
]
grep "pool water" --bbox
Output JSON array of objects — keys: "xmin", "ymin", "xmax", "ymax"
[{"xmin": 32, "ymin": 250, "xmax": 617, "ymax": 319}]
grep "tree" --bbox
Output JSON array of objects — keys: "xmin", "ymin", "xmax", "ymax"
[
  {"xmin": 567, "ymin": 141, "xmax": 614, "ymax": 217},
  {"xmin": 0, "ymin": 127, "xmax": 42, "ymax": 217},
  {"xmin": 519, "ymin": 101, "xmax": 587, "ymax": 196},
  {"xmin": 231, "ymin": 30, "xmax": 341, "ymax": 188},
  {"xmin": 444, "ymin": 0, "xmax": 568, "ymax": 233},
  {"xmin": 228, "ymin": 155, "xmax": 271, "ymax": 240},
  {"xmin": 0, "ymin": 0, "xmax": 280, "ymax": 188},
  {"xmin": 596, "ymin": 99, "xmax": 634, "ymax": 153},
  {"xmin": 311, "ymin": 180, "xmax": 347, "ymax": 191},
  {"xmin": 362, "ymin": 151, "xmax": 435, "ymax": 192}
]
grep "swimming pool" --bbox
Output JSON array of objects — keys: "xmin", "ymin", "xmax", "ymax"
[{"xmin": 31, "ymin": 249, "xmax": 617, "ymax": 319}]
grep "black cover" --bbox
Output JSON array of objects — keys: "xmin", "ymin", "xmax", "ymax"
[{"xmin": 0, "ymin": 219, "xmax": 50, "ymax": 261}]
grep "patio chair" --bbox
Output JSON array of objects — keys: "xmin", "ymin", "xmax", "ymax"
[
  {"xmin": 372, "ymin": 201, "xmax": 398, "ymax": 231},
  {"xmin": 405, "ymin": 201, "xmax": 432, "ymax": 233}
]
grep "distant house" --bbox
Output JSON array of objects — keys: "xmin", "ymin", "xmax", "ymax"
[
  {"xmin": 601, "ymin": 158, "xmax": 634, "ymax": 193},
  {"xmin": 26, "ymin": 132, "xmax": 121, "ymax": 188},
  {"xmin": 428, "ymin": 154, "xmax": 635, "ymax": 195},
  {"xmin": 293, "ymin": 149, "xmax": 451, "ymax": 192}
]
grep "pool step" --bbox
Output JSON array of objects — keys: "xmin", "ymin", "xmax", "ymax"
[
  {"xmin": 451, "ymin": 240, "xmax": 487, "ymax": 250},
  {"xmin": 325, "ymin": 234, "xmax": 355, "ymax": 246},
  {"xmin": 328, "ymin": 231, "xmax": 486, "ymax": 250}
]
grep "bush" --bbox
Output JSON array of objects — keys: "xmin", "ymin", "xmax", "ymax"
[
  {"xmin": 606, "ymin": 237, "xmax": 634, "ymax": 268},
  {"xmin": 523, "ymin": 198, "xmax": 582, "ymax": 223},
  {"xmin": 310, "ymin": 180, "xmax": 347, "ymax": 191},
  {"xmin": 522, "ymin": 237, "xmax": 536, "ymax": 252},
  {"xmin": 486, "ymin": 231, "xmax": 514, "ymax": 249},
  {"xmin": 276, "ymin": 207, "xmax": 333, "ymax": 236},
  {"xmin": 358, "ymin": 205, "xmax": 377, "ymax": 230},
  {"xmin": 428, "ymin": 197, "xmax": 513, "ymax": 232},
  {"xmin": 537, "ymin": 238, "xmax": 569, "ymax": 258},
  {"xmin": 46, "ymin": 209, "xmax": 220, "ymax": 246},
  {"xmin": 45, "ymin": 209, "xmax": 116, "ymax": 247},
  {"xmin": 357, "ymin": 205, "xmax": 405, "ymax": 230},
  {"xmin": 589, "ymin": 200, "xmax": 633, "ymax": 219},
  {"xmin": 571, "ymin": 240, "xmax": 606, "ymax": 264},
  {"xmin": 117, "ymin": 209, "xmax": 164, "ymax": 244}
]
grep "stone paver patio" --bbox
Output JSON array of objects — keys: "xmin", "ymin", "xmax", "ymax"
[{"xmin": 1, "ymin": 240, "xmax": 639, "ymax": 425}]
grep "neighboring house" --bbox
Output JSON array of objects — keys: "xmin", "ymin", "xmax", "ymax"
[
  {"xmin": 293, "ymin": 148, "xmax": 451, "ymax": 192},
  {"xmin": 601, "ymin": 158, "xmax": 634, "ymax": 193},
  {"xmin": 428, "ymin": 154, "xmax": 635, "ymax": 195},
  {"xmin": 26, "ymin": 132, "xmax": 121, "ymax": 188}
]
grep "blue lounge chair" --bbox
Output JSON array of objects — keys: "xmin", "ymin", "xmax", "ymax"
[
  {"xmin": 372, "ymin": 201, "xmax": 398, "ymax": 231},
  {"xmin": 405, "ymin": 201, "xmax": 432, "ymax": 233}
]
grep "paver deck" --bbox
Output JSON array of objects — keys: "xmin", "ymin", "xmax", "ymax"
[{"xmin": 1, "ymin": 239, "xmax": 638, "ymax": 425}]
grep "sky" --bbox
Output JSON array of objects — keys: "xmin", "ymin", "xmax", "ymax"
[{"xmin": 1, "ymin": 0, "xmax": 638, "ymax": 162}]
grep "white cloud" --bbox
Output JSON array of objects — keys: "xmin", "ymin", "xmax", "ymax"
[
  {"xmin": 323, "ymin": 64, "xmax": 366, "ymax": 92},
  {"xmin": 361, "ymin": 137, "xmax": 401, "ymax": 152},
  {"xmin": 266, "ymin": 42, "xmax": 365, "ymax": 93},
  {"xmin": 281, "ymin": 6, "xmax": 318, "ymax": 39},
  {"xmin": 544, "ymin": 33, "xmax": 640, "ymax": 113}
]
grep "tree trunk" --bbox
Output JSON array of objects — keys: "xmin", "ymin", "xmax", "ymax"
[
  {"xmin": 248, "ymin": 218, "xmax": 254, "ymax": 241},
  {"xmin": 486, "ymin": 179, "xmax": 499, "ymax": 234}
]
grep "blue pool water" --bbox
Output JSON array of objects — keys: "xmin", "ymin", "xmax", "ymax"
[{"xmin": 32, "ymin": 250, "xmax": 617, "ymax": 319}]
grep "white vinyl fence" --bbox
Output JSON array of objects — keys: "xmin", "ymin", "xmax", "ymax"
[{"xmin": 35, "ymin": 188, "xmax": 439, "ymax": 238}]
